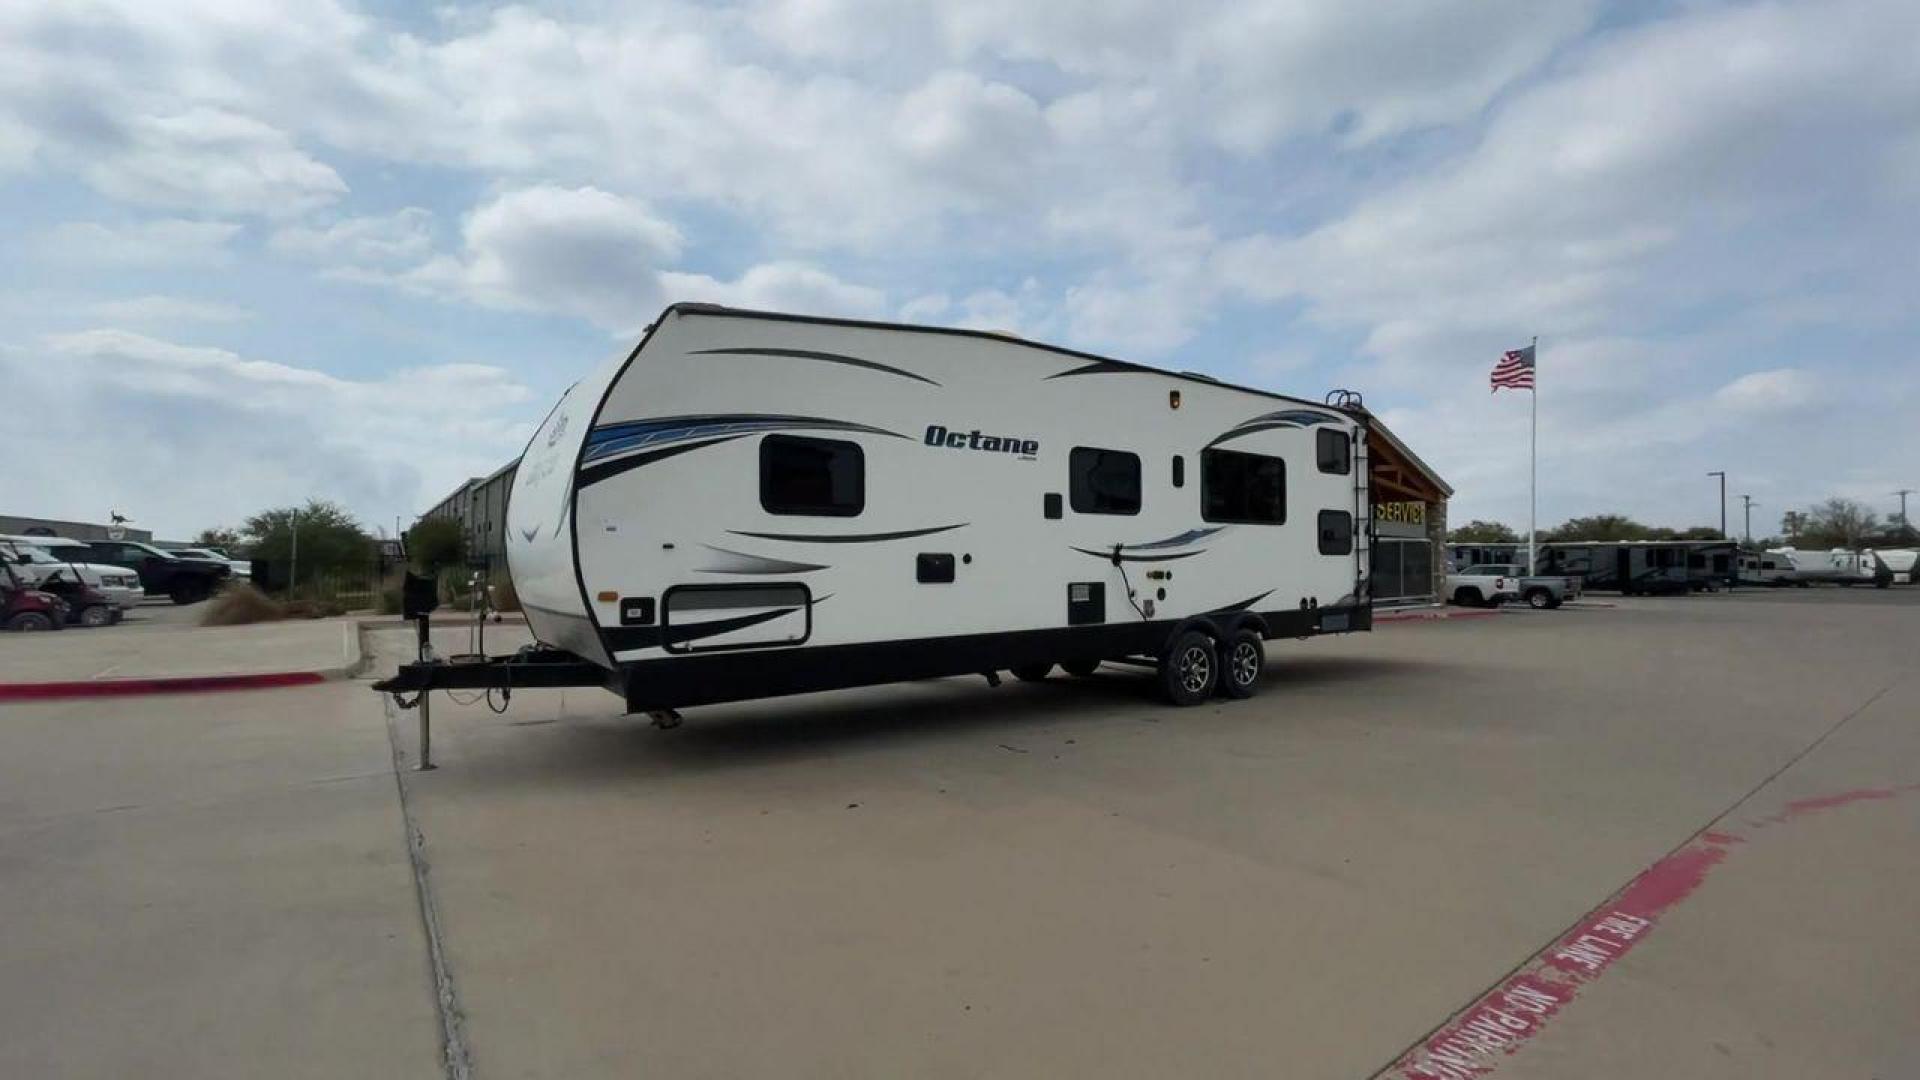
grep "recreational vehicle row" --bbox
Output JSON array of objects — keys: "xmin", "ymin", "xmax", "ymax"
[{"xmin": 383, "ymin": 304, "xmax": 1376, "ymax": 715}]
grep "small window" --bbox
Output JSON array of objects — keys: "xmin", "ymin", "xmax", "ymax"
[
  {"xmin": 760, "ymin": 434, "xmax": 864, "ymax": 516},
  {"xmin": 1318, "ymin": 510, "xmax": 1353, "ymax": 555},
  {"xmin": 1317, "ymin": 428, "xmax": 1351, "ymax": 474},
  {"xmin": 1201, "ymin": 448, "xmax": 1285, "ymax": 524},
  {"xmin": 1069, "ymin": 447, "xmax": 1142, "ymax": 515}
]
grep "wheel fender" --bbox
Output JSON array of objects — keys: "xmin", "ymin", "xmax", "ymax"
[
  {"xmin": 1161, "ymin": 616, "xmax": 1224, "ymax": 656},
  {"xmin": 1234, "ymin": 613, "xmax": 1270, "ymax": 639}
]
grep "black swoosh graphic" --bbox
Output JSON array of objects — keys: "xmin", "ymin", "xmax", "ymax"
[
  {"xmin": 727, "ymin": 523, "xmax": 967, "ymax": 544},
  {"xmin": 1045, "ymin": 359, "xmax": 1141, "ymax": 380},
  {"xmin": 603, "ymin": 606, "xmax": 798, "ymax": 653},
  {"xmin": 578, "ymin": 435, "xmax": 746, "ymax": 488},
  {"xmin": 691, "ymin": 347, "xmax": 940, "ymax": 387},
  {"xmin": 1205, "ymin": 589, "xmax": 1275, "ymax": 614},
  {"xmin": 1070, "ymin": 547, "xmax": 1209, "ymax": 563}
]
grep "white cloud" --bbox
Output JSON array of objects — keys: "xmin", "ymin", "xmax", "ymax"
[
  {"xmin": 658, "ymin": 262, "xmax": 887, "ymax": 319},
  {"xmin": 269, "ymin": 208, "xmax": 434, "ymax": 265},
  {"xmin": 85, "ymin": 295, "xmax": 250, "ymax": 324},
  {"xmin": 77, "ymin": 108, "xmax": 346, "ymax": 217},
  {"xmin": 376, "ymin": 186, "xmax": 885, "ymax": 333},
  {"xmin": 36, "ymin": 219, "xmax": 241, "ymax": 267},
  {"xmin": 0, "ymin": 330, "xmax": 535, "ymax": 537},
  {"xmin": 1713, "ymin": 369, "xmax": 1818, "ymax": 416}
]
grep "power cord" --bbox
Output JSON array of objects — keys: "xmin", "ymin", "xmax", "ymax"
[{"xmin": 1112, "ymin": 543, "xmax": 1150, "ymax": 620}]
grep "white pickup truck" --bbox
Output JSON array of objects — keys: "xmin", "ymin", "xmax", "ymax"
[
  {"xmin": 1445, "ymin": 564, "xmax": 1522, "ymax": 607},
  {"xmin": 1451, "ymin": 562, "xmax": 1584, "ymax": 609}
]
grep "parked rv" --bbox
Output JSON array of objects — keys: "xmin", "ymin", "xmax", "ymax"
[
  {"xmin": 1770, "ymin": 548, "xmax": 1891, "ymax": 587},
  {"xmin": 1868, "ymin": 549, "xmax": 1917, "ymax": 585},
  {"xmin": 382, "ymin": 303, "xmax": 1374, "ymax": 713}
]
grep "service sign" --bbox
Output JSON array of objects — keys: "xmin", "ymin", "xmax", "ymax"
[{"xmin": 1374, "ymin": 501, "xmax": 1426, "ymax": 525}]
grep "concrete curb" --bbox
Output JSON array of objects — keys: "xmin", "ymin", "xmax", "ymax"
[
  {"xmin": 1375, "ymin": 606, "xmax": 1502, "ymax": 623},
  {"xmin": 0, "ymin": 622, "xmax": 364, "ymax": 702}
]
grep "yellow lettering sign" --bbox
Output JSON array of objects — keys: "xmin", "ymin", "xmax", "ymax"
[{"xmin": 1374, "ymin": 501, "xmax": 1426, "ymax": 525}]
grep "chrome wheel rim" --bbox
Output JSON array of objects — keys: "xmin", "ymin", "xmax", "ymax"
[
  {"xmin": 1178, "ymin": 645, "xmax": 1212, "ymax": 693},
  {"xmin": 1230, "ymin": 642, "xmax": 1259, "ymax": 686}
]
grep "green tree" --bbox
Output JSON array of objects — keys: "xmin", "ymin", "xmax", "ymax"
[
  {"xmin": 1539, "ymin": 514, "xmax": 1652, "ymax": 542},
  {"xmin": 1675, "ymin": 526, "xmax": 1723, "ymax": 541},
  {"xmin": 404, "ymin": 517, "xmax": 468, "ymax": 572},
  {"xmin": 243, "ymin": 500, "xmax": 373, "ymax": 586},
  {"xmin": 194, "ymin": 526, "xmax": 244, "ymax": 550},
  {"xmin": 1448, "ymin": 520, "xmax": 1520, "ymax": 543},
  {"xmin": 1796, "ymin": 498, "xmax": 1878, "ymax": 548}
]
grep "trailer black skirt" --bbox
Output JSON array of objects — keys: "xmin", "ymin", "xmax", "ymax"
[{"xmin": 617, "ymin": 603, "xmax": 1370, "ymax": 711}]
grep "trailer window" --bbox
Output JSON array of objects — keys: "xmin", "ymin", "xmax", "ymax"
[
  {"xmin": 1069, "ymin": 447, "xmax": 1141, "ymax": 515},
  {"xmin": 1318, "ymin": 510, "xmax": 1353, "ymax": 555},
  {"xmin": 760, "ymin": 435, "xmax": 864, "ymax": 517},
  {"xmin": 1201, "ymin": 449, "xmax": 1286, "ymax": 524},
  {"xmin": 1316, "ymin": 429, "xmax": 1351, "ymax": 474}
]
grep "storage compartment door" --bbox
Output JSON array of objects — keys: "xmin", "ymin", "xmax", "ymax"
[{"xmin": 662, "ymin": 584, "xmax": 811, "ymax": 653}]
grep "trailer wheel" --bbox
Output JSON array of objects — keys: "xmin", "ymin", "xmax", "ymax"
[
  {"xmin": 1159, "ymin": 629, "xmax": 1218, "ymax": 706},
  {"xmin": 1218, "ymin": 630, "xmax": 1264, "ymax": 699},
  {"xmin": 1010, "ymin": 663, "xmax": 1054, "ymax": 682},
  {"xmin": 1061, "ymin": 659, "xmax": 1102, "ymax": 677}
]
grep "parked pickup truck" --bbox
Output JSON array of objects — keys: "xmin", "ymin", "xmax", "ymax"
[
  {"xmin": 76, "ymin": 539, "xmax": 231, "ymax": 604},
  {"xmin": 1461, "ymin": 562, "xmax": 1583, "ymax": 609},
  {"xmin": 1445, "ymin": 564, "xmax": 1522, "ymax": 607}
]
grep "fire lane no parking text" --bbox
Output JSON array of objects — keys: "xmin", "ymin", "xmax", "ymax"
[{"xmin": 1381, "ymin": 783, "xmax": 1920, "ymax": 1080}]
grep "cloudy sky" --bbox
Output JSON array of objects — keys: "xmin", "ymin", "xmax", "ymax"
[{"xmin": 2, "ymin": 0, "xmax": 1915, "ymax": 539}]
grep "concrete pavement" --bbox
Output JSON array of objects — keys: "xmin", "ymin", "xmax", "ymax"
[
  {"xmin": 0, "ymin": 685, "xmax": 442, "ymax": 1079},
  {"xmin": 375, "ymin": 589, "xmax": 1918, "ymax": 1078},
  {"xmin": 0, "ymin": 588, "xmax": 1913, "ymax": 1078}
]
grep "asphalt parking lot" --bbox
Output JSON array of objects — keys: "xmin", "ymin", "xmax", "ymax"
[{"xmin": 2, "ymin": 588, "xmax": 1916, "ymax": 1078}]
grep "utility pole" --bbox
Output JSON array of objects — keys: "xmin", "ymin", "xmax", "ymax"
[
  {"xmin": 1739, "ymin": 495, "xmax": 1756, "ymax": 546},
  {"xmin": 1897, "ymin": 489, "xmax": 1915, "ymax": 538},
  {"xmin": 1707, "ymin": 471, "xmax": 1727, "ymax": 538}
]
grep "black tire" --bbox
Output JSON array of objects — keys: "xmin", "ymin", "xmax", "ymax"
[
  {"xmin": 1453, "ymin": 587, "xmax": 1482, "ymax": 607},
  {"xmin": 1061, "ymin": 659, "xmax": 1102, "ymax": 677},
  {"xmin": 1525, "ymin": 588, "xmax": 1554, "ymax": 610},
  {"xmin": 169, "ymin": 579, "xmax": 208, "ymax": 604},
  {"xmin": 1010, "ymin": 662, "xmax": 1054, "ymax": 682},
  {"xmin": 1218, "ymin": 629, "xmax": 1264, "ymax": 699},
  {"xmin": 1159, "ymin": 629, "xmax": 1218, "ymax": 706},
  {"xmin": 7, "ymin": 611, "xmax": 56, "ymax": 632},
  {"xmin": 78, "ymin": 604, "xmax": 114, "ymax": 628}
]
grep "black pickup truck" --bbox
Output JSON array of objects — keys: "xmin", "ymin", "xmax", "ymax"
[{"xmin": 80, "ymin": 539, "xmax": 231, "ymax": 604}]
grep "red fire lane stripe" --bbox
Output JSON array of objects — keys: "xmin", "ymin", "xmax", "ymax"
[
  {"xmin": 1385, "ymin": 783, "xmax": 1920, "ymax": 1080},
  {"xmin": 1385, "ymin": 832, "xmax": 1739, "ymax": 1080},
  {"xmin": 0, "ymin": 671, "xmax": 326, "ymax": 701}
]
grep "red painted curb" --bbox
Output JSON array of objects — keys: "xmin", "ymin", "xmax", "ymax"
[{"xmin": 0, "ymin": 670, "xmax": 328, "ymax": 702}]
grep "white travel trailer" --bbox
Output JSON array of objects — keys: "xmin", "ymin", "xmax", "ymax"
[
  {"xmin": 1866, "ymin": 548, "xmax": 1916, "ymax": 585},
  {"xmin": 1769, "ymin": 547, "xmax": 1893, "ymax": 587},
  {"xmin": 469, "ymin": 304, "xmax": 1373, "ymax": 712}
]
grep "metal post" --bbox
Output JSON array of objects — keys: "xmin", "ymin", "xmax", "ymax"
[
  {"xmin": 415, "ymin": 614, "xmax": 435, "ymax": 771},
  {"xmin": 1739, "ymin": 495, "xmax": 1755, "ymax": 545},
  {"xmin": 1528, "ymin": 336, "xmax": 1538, "ymax": 575},
  {"xmin": 1708, "ymin": 471, "xmax": 1726, "ymax": 538}
]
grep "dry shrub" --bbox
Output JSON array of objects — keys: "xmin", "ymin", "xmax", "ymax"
[{"xmin": 200, "ymin": 582, "xmax": 288, "ymax": 626}]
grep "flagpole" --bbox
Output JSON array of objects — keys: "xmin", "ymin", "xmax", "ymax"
[{"xmin": 1529, "ymin": 335, "xmax": 1538, "ymax": 574}]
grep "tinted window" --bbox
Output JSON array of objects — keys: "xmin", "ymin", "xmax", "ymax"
[
  {"xmin": 1069, "ymin": 447, "xmax": 1142, "ymax": 515},
  {"xmin": 1202, "ymin": 449, "xmax": 1285, "ymax": 524},
  {"xmin": 1318, "ymin": 510, "xmax": 1354, "ymax": 555},
  {"xmin": 1316, "ymin": 428, "xmax": 1351, "ymax": 474},
  {"xmin": 760, "ymin": 434, "xmax": 864, "ymax": 516}
]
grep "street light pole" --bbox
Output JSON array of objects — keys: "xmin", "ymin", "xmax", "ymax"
[{"xmin": 1708, "ymin": 471, "xmax": 1727, "ymax": 538}]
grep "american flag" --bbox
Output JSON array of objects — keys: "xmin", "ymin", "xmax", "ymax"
[{"xmin": 1491, "ymin": 345, "xmax": 1535, "ymax": 391}]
